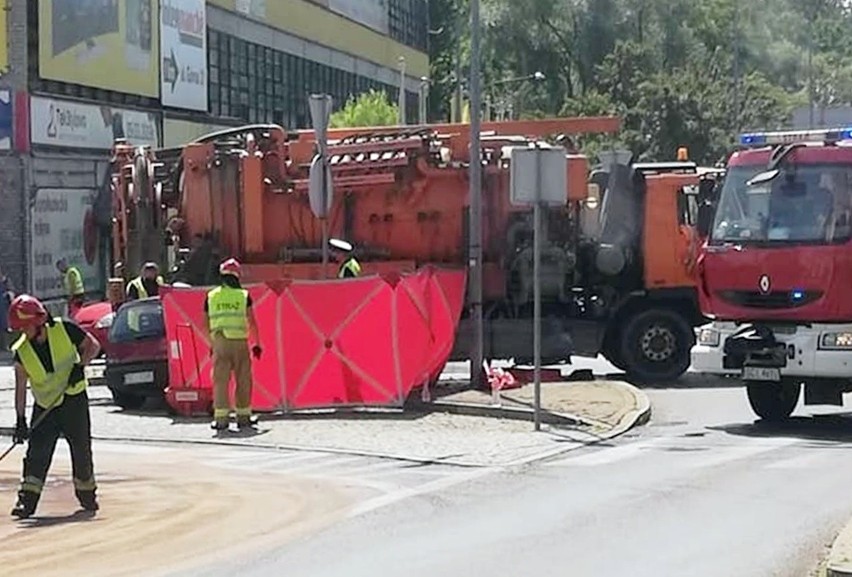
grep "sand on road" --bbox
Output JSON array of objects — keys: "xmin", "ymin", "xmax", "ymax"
[{"xmin": 0, "ymin": 441, "xmax": 353, "ymax": 577}]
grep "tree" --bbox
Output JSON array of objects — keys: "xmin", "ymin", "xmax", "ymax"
[
  {"xmin": 329, "ymin": 90, "xmax": 400, "ymax": 128},
  {"xmin": 429, "ymin": 0, "xmax": 852, "ymax": 163}
]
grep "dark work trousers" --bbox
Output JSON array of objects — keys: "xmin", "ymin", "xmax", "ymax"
[{"xmin": 20, "ymin": 390, "xmax": 96, "ymax": 500}]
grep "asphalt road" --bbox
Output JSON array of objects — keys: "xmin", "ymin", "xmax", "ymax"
[{"xmin": 170, "ymin": 358, "xmax": 852, "ymax": 577}]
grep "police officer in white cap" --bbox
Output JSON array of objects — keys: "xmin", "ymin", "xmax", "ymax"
[{"xmin": 328, "ymin": 238, "xmax": 362, "ymax": 278}]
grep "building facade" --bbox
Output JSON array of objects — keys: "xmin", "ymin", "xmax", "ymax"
[{"xmin": 0, "ymin": 0, "xmax": 428, "ymax": 305}]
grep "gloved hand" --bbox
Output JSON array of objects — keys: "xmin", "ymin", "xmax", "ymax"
[
  {"xmin": 68, "ymin": 363, "xmax": 83, "ymax": 386},
  {"xmin": 251, "ymin": 345, "xmax": 262, "ymax": 359},
  {"xmin": 13, "ymin": 415, "xmax": 28, "ymax": 444}
]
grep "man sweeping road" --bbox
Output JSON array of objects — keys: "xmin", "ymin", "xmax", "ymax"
[{"xmin": 7, "ymin": 294, "xmax": 101, "ymax": 519}]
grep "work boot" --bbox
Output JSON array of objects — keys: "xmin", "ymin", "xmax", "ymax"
[
  {"xmin": 10, "ymin": 491, "xmax": 38, "ymax": 519},
  {"xmin": 210, "ymin": 419, "xmax": 228, "ymax": 431},
  {"xmin": 76, "ymin": 490, "xmax": 99, "ymax": 513},
  {"xmin": 236, "ymin": 414, "xmax": 258, "ymax": 429}
]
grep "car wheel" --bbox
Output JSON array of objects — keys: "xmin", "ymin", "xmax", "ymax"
[{"xmin": 111, "ymin": 390, "xmax": 146, "ymax": 411}]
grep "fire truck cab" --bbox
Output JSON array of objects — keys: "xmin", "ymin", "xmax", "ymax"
[{"xmin": 692, "ymin": 127, "xmax": 852, "ymax": 421}]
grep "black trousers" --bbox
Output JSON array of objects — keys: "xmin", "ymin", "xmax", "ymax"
[{"xmin": 20, "ymin": 390, "xmax": 96, "ymax": 498}]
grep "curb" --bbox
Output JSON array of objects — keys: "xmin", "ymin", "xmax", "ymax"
[
  {"xmin": 413, "ymin": 399, "xmax": 600, "ymax": 429},
  {"xmin": 826, "ymin": 516, "xmax": 852, "ymax": 577},
  {"xmin": 606, "ymin": 380, "xmax": 653, "ymax": 437},
  {"xmin": 0, "ymin": 383, "xmax": 652, "ymax": 469},
  {"xmin": 417, "ymin": 380, "xmax": 651, "ymax": 435}
]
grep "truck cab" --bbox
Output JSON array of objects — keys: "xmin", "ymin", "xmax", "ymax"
[{"xmin": 692, "ymin": 127, "xmax": 852, "ymax": 420}]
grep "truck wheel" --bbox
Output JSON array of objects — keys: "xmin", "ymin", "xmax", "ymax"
[
  {"xmin": 619, "ymin": 309, "xmax": 693, "ymax": 384},
  {"xmin": 746, "ymin": 381, "xmax": 800, "ymax": 422},
  {"xmin": 111, "ymin": 391, "xmax": 146, "ymax": 411}
]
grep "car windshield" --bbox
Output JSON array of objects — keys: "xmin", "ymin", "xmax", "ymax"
[
  {"xmin": 710, "ymin": 163, "xmax": 852, "ymax": 245},
  {"xmin": 109, "ymin": 299, "xmax": 165, "ymax": 343}
]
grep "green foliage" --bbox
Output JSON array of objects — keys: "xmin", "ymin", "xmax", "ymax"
[
  {"xmin": 428, "ymin": 0, "xmax": 852, "ymax": 163},
  {"xmin": 329, "ymin": 89, "xmax": 399, "ymax": 128}
]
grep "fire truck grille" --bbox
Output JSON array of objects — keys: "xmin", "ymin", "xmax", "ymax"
[{"xmin": 717, "ymin": 290, "xmax": 823, "ymax": 309}]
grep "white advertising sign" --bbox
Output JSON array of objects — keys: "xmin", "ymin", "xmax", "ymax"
[
  {"xmin": 30, "ymin": 188, "xmax": 103, "ymax": 301},
  {"xmin": 30, "ymin": 95, "xmax": 160, "ymax": 149},
  {"xmin": 160, "ymin": 0, "xmax": 208, "ymax": 111}
]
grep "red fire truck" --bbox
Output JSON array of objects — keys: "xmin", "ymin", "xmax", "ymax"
[{"xmin": 691, "ymin": 127, "xmax": 852, "ymax": 421}]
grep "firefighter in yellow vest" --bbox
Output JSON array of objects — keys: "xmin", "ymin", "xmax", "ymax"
[
  {"xmin": 329, "ymin": 238, "xmax": 362, "ymax": 278},
  {"xmin": 126, "ymin": 262, "xmax": 165, "ymax": 301},
  {"xmin": 7, "ymin": 294, "xmax": 101, "ymax": 519},
  {"xmin": 203, "ymin": 258, "xmax": 262, "ymax": 430},
  {"xmin": 56, "ymin": 258, "xmax": 85, "ymax": 317}
]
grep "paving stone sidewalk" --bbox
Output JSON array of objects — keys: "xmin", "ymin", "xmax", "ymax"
[{"xmin": 0, "ymin": 366, "xmax": 649, "ymax": 468}]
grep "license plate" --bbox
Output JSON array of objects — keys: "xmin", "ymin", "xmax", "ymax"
[
  {"xmin": 124, "ymin": 371, "xmax": 155, "ymax": 385},
  {"xmin": 742, "ymin": 366, "xmax": 781, "ymax": 381}
]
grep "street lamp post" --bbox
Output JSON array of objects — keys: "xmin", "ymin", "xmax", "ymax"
[
  {"xmin": 469, "ymin": 0, "xmax": 484, "ymax": 389},
  {"xmin": 485, "ymin": 71, "xmax": 545, "ymax": 121},
  {"xmin": 419, "ymin": 76, "xmax": 429, "ymax": 124},
  {"xmin": 398, "ymin": 56, "xmax": 407, "ymax": 125}
]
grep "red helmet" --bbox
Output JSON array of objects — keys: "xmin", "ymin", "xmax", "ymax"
[
  {"xmin": 8, "ymin": 294, "xmax": 48, "ymax": 331},
  {"xmin": 219, "ymin": 258, "xmax": 242, "ymax": 279}
]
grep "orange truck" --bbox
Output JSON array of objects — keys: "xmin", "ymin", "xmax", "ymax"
[{"xmin": 94, "ymin": 117, "xmax": 720, "ymax": 383}]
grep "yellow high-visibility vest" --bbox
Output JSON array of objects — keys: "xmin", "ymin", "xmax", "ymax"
[
  {"xmin": 65, "ymin": 267, "xmax": 84, "ymax": 296},
  {"xmin": 126, "ymin": 275, "xmax": 164, "ymax": 299},
  {"xmin": 338, "ymin": 257, "xmax": 362, "ymax": 278},
  {"xmin": 206, "ymin": 285, "xmax": 249, "ymax": 340},
  {"xmin": 12, "ymin": 319, "xmax": 86, "ymax": 409}
]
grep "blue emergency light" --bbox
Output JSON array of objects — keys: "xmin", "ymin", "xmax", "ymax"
[{"xmin": 739, "ymin": 127, "xmax": 852, "ymax": 147}]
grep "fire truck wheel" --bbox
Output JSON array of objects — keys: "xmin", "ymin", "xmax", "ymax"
[
  {"xmin": 745, "ymin": 381, "xmax": 800, "ymax": 422},
  {"xmin": 619, "ymin": 309, "xmax": 693, "ymax": 384}
]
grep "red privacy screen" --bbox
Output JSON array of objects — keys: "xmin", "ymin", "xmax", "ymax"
[{"xmin": 161, "ymin": 266, "xmax": 467, "ymax": 412}]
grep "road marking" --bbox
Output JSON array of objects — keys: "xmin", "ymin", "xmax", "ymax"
[
  {"xmin": 346, "ymin": 467, "xmax": 497, "ymax": 517},
  {"xmin": 95, "ymin": 442, "xmax": 175, "ymax": 455},
  {"xmin": 544, "ymin": 437, "xmax": 668, "ymax": 467},
  {"xmin": 764, "ymin": 451, "xmax": 828, "ymax": 470},
  {"xmin": 684, "ymin": 437, "xmax": 800, "ymax": 469},
  {"xmin": 284, "ymin": 455, "xmax": 366, "ymax": 474}
]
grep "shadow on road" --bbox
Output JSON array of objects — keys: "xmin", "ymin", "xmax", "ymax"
[
  {"xmin": 709, "ymin": 412, "xmax": 852, "ymax": 446},
  {"xmin": 613, "ymin": 372, "xmax": 741, "ymax": 390},
  {"xmin": 16, "ymin": 509, "xmax": 97, "ymax": 528}
]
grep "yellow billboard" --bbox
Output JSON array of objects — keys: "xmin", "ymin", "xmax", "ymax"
[{"xmin": 39, "ymin": 0, "xmax": 159, "ymax": 97}]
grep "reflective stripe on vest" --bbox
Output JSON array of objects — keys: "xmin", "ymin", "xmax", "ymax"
[
  {"xmin": 65, "ymin": 267, "xmax": 84, "ymax": 296},
  {"xmin": 338, "ymin": 258, "xmax": 362, "ymax": 278},
  {"xmin": 127, "ymin": 275, "xmax": 165, "ymax": 299},
  {"xmin": 207, "ymin": 286, "xmax": 249, "ymax": 339},
  {"xmin": 12, "ymin": 319, "xmax": 85, "ymax": 409}
]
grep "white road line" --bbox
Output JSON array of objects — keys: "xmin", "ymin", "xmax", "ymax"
[
  {"xmin": 545, "ymin": 437, "xmax": 668, "ymax": 467},
  {"xmin": 685, "ymin": 437, "xmax": 800, "ymax": 469},
  {"xmin": 764, "ymin": 451, "xmax": 827, "ymax": 470},
  {"xmin": 346, "ymin": 467, "xmax": 498, "ymax": 517},
  {"xmin": 334, "ymin": 459, "xmax": 415, "ymax": 477},
  {"xmin": 215, "ymin": 451, "xmax": 330, "ymax": 469},
  {"xmin": 95, "ymin": 442, "xmax": 174, "ymax": 455},
  {"xmin": 284, "ymin": 456, "xmax": 367, "ymax": 474}
]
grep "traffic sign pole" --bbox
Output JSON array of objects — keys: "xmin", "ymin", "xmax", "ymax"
[
  {"xmin": 533, "ymin": 146, "xmax": 542, "ymax": 431},
  {"xmin": 508, "ymin": 143, "xmax": 568, "ymax": 431},
  {"xmin": 308, "ymin": 94, "xmax": 334, "ymax": 277}
]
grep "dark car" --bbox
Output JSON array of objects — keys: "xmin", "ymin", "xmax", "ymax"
[{"xmin": 105, "ymin": 297, "xmax": 168, "ymax": 410}]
